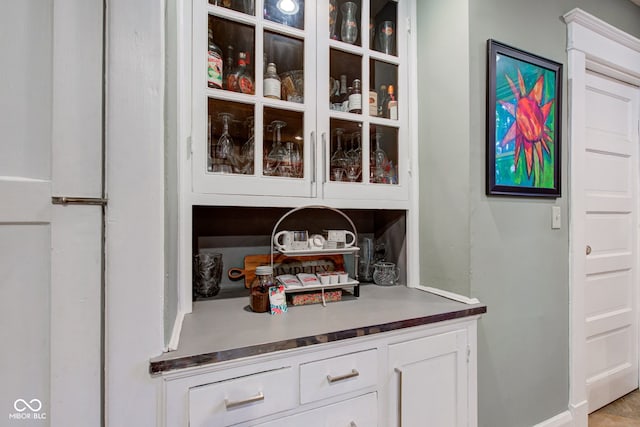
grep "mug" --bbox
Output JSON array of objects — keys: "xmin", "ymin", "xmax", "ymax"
[
  {"xmin": 325, "ymin": 229, "xmax": 356, "ymax": 248},
  {"xmin": 274, "ymin": 230, "xmax": 309, "ymax": 251},
  {"xmin": 309, "ymin": 234, "xmax": 326, "ymax": 249},
  {"xmin": 372, "ymin": 261, "xmax": 400, "ymax": 286}
]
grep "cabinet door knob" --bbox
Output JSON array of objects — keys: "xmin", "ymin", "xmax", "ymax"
[{"xmin": 586, "ymin": 245, "xmax": 592, "ymax": 255}]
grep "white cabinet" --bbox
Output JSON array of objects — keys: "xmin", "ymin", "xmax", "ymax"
[
  {"xmin": 387, "ymin": 329, "xmax": 470, "ymax": 427},
  {"xmin": 161, "ymin": 319, "xmax": 479, "ymax": 427},
  {"xmin": 186, "ymin": 0, "xmax": 416, "ymax": 204}
]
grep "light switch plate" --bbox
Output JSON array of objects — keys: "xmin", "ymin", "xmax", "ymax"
[{"xmin": 552, "ymin": 206, "xmax": 561, "ymax": 229}]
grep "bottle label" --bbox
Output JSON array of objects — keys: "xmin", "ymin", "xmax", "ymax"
[
  {"xmin": 369, "ymin": 91, "xmax": 377, "ymax": 116},
  {"xmin": 264, "ymin": 78, "xmax": 281, "ymax": 99},
  {"xmin": 389, "ymin": 101, "xmax": 398, "ymax": 120},
  {"xmin": 207, "ymin": 51, "xmax": 223, "ymax": 88},
  {"xmin": 239, "ymin": 75, "xmax": 254, "ymax": 94},
  {"xmin": 349, "ymin": 93, "xmax": 362, "ymax": 111}
]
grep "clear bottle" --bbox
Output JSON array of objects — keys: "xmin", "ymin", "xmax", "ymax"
[
  {"xmin": 387, "ymin": 85, "xmax": 398, "ymax": 120},
  {"xmin": 250, "ymin": 265, "xmax": 273, "ymax": 313},
  {"xmin": 263, "ymin": 62, "xmax": 282, "ymax": 99},
  {"xmin": 207, "ymin": 28, "xmax": 224, "ymax": 89},
  {"xmin": 348, "ymin": 79, "xmax": 362, "ymax": 114}
]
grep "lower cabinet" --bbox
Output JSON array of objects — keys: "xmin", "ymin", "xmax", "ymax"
[
  {"xmin": 387, "ymin": 329, "xmax": 470, "ymax": 427},
  {"xmin": 161, "ymin": 318, "xmax": 478, "ymax": 426}
]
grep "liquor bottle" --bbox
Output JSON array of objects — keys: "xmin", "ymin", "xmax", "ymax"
[
  {"xmin": 338, "ymin": 75, "xmax": 348, "ymax": 111},
  {"xmin": 263, "ymin": 62, "xmax": 281, "ymax": 99},
  {"xmin": 239, "ymin": 52, "xmax": 255, "ymax": 94},
  {"xmin": 207, "ymin": 28, "xmax": 224, "ymax": 89},
  {"xmin": 348, "ymin": 79, "xmax": 362, "ymax": 114},
  {"xmin": 387, "ymin": 85, "xmax": 398, "ymax": 120},
  {"xmin": 227, "ymin": 52, "xmax": 255, "ymax": 94},
  {"xmin": 223, "ymin": 45, "xmax": 234, "ymax": 90},
  {"xmin": 378, "ymin": 84, "xmax": 389, "ymax": 117},
  {"xmin": 343, "ymin": 86, "xmax": 352, "ymax": 112}
]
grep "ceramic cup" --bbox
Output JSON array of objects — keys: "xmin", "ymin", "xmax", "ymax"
[
  {"xmin": 274, "ymin": 230, "xmax": 309, "ymax": 251},
  {"xmin": 325, "ymin": 229, "xmax": 356, "ymax": 248}
]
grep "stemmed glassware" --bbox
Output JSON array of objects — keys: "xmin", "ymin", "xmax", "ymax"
[
  {"xmin": 371, "ymin": 132, "xmax": 389, "ymax": 183},
  {"xmin": 239, "ymin": 116, "xmax": 255, "ymax": 174},
  {"xmin": 264, "ymin": 120, "xmax": 287, "ymax": 176},
  {"xmin": 211, "ymin": 112, "xmax": 235, "ymax": 173},
  {"xmin": 330, "ymin": 128, "xmax": 349, "ymax": 181},
  {"xmin": 346, "ymin": 132, "xmax": 362, "ymax": 182}
]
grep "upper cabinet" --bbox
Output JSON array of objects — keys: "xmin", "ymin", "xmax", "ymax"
[{"xmin": 189, "ymin": 0, "xmax": 413, "ymax": 205}]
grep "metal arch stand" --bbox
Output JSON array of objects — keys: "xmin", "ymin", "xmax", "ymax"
[{"xmin": 270, "ymin": 205, "xmax": 360, "ymax": 305}]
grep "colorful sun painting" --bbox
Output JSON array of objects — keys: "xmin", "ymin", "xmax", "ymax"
[{"xmin": 487, "ymin": 40, "xmax": 562, "ymax": 197}]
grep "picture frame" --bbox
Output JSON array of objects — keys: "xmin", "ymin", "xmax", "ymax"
[{"xmin": 486, "ymin": 39, "xmax": 562, "ymax": 197}]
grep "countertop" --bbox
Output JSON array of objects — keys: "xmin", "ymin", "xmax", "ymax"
[{"xmin": 149, "ymin": 285, "xmax": 486, "ymax": 375}]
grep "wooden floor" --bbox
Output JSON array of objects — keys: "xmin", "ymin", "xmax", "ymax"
[{"xmin": 589, "ymin": 389, "xmax": 640, "ymax": 426}]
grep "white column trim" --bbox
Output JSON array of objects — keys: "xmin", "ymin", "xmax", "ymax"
[{"xmin": 563, "ymin": 8, "xmax": 640, "ymax": 427}]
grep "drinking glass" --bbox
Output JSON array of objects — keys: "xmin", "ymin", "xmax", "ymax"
[
  {"xmin": 372, "ymin": 132, "xmax": 389, "ymax": 183},
  {"xmin": 193, "ymin": 252, "xmax": 223, "ymax": 298},
  {"xmin": 264, "ymin": 120, "xmax": 287, "ymax": 176},
  {"xmin": 240, "ymin": 117, "xmax": 255, "ymax": 174},
  {"xmin": 378, "ymin": 21, "xmax": 395, "ymax": 55},
  {"xmin": 329, "ymin": 0, "xmax": 338, "ymax": 39},
  {"xmin": 330, "ymin": 128, "xmax": 349, "ymax": 181},
  {"xmin": 340, "ymin": 2, "xmax": 358, "ymax": 44},
  {"xmin": 212, "ymin": 112, "xmax": 235, "ymax": 173}
]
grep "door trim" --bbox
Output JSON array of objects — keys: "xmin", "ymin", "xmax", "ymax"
[{"xmin": 564, "ymin": 8, "xmax": 640, "ymax": 427}]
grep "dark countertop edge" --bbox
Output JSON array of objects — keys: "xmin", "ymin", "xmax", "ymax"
[{"xmin": 149, "ymin": 305, "xmax": 487, "ymax": 376}]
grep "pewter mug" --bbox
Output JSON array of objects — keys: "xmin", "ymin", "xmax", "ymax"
[
  {"xmin": 372, "ymin": 261, "xmax": 400, "ymax": 286},
  {"xmin": 193, "ymin": 252, "xmax": 223, "ymax": 298}
]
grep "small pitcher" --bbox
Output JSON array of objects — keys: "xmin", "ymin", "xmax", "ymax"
[{"xmin": 372, "ymin": 261, "xmax": 399, "ymax": 286}]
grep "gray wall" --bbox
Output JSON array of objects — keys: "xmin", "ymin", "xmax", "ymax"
[{"xmin": 417, "ymin": 1, "xmax": 640, "ymax": 426}]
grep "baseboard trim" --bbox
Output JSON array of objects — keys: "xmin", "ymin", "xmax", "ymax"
[
  {"xmin": 569, "ymin": 399, "xmax": 589, "ymax": 427},
  {"xmin": 533, "ymin": 410, "xmax": 573, "ymax": 427}
]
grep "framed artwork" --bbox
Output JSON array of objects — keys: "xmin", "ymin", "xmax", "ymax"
[{"xmin": 486, "ymin": 39, "xmax": 562, "ymax": 197}]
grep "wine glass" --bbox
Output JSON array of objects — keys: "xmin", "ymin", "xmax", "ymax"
[
  {"xmin": 240, "ymin": 117, "xmax": 255, "ymax": 174},
  {"xmin": 212, "ymin": 113, "xmax": 235, "ymax": 173},
  {"xmin": 264, "ymin": 120, "xmax": 287, "ymax": 176},
  {"xmin": 372, "ymin": 132, "xmax": 388, "ymax": 183},
  {"xmin": 330, "ymin": 128, "xmax": 349, "ymax": 181}
]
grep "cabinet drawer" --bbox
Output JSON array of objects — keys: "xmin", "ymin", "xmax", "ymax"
[
  {"xmin": 189, "ymin": 366, "xmax": 296, "ymax": 427},
  {"xmin": 299, "ymin": 349, "xmax": 378, "ymax": 404},
  {"xmin": 256, "ymin": 392, "xmax": 378, "ymax": 426}
]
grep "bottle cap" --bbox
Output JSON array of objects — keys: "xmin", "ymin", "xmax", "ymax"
[{"xmin": 255, "ymin": 266, "xmax": 273, "ymax": 276}]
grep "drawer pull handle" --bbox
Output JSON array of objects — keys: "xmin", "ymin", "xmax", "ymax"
[
  {"xmin": 224, "ymin": 392, "xmax": 264, "ymax": 410},
  {"xmin": 327, "ymin": 369, "xmax": 359, "ymax": 383}
]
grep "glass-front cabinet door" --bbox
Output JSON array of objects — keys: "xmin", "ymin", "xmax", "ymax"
[
  {"xmin": 192, "ymin": 0, "xmax": 317, "ymax": 197},
  {"xmin": 319, "ymin": 0, "xmax": 409, "ymax": 202},
  {"xmin": 191, "ymin": 0, "xmax": 409, "ymax": 202}
]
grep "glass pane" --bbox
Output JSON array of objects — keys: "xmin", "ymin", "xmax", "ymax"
[
  {"xmin": 208, "ymin": 16, "xmax": 255, "ymax": 93},
  {"xmin": 369, "ymin": 59, "xmax": 398, "ymax": 119},
  {"xmin": 263, "ymin": 108, "xmax": 304, "ymax": 178},
  {"xmin": 263, "ymin": 0, "xmax": 305, "ymax": 30},
  {"xmin": 370, "ymin": 0, "xmax": 397, "ymax": 55},
  {"xmin": 329, "ymin": 50, "xmax": 362, "ymax": 113},
  {"xmin": 264, "ymin": 32, "xmax": 304, "ymax": 103},
  {"xmin": 209, "ymin": 0, "xmax": 255, "ymax": 16},
  {"xmin": 369, "ymin": 124, "xmax": 398, "ymax": 184},
  {"xmin": 330, "ymin": 119, "xmax": 362, "ymax": 182},
  {"xmin": 330, "ymin": 0, "xmax": 362, "ymax": 46},
  {"xmin": 207, "ymin": 99, "xmax": 255, "ymax": 174}
]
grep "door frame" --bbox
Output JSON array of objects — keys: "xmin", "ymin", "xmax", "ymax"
[{"xmin": 564, "ymin": 8, "xmax": 640, "ymax": 426}]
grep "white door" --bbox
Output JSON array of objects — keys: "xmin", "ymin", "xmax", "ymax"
[
  {"xmin": 0, "ymin": 1, "xmax": 104, "ymax": 425},
  {"xmin": 583, "ymin": 71, "xmax": 640, "ymax": 412}
]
